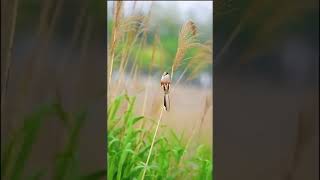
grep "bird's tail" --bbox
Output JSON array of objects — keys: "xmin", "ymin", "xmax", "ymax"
[{"xmin": 163, "ymin": 94, "xmax": 170, "ymax": 111}]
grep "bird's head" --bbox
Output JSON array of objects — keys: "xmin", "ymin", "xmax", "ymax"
[{"xmin": 162, "ymin": 72, "xmax": 169, "ymax": 76}]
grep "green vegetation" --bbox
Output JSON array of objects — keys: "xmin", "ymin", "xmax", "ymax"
[
  {"xmin": 1, "ymin": 102, "xmax": 105, "ymax": 180},
  {"xmin": 107, "ymin": 94, "xmax": 212, "ymax": 180}
]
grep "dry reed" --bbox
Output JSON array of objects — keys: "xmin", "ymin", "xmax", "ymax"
[
  {"xmin": 187, "ymin": 41, "xmax": 213, "ymax": 81},
  {"xmin": 171, "ymin": 20, "xmax": 200, "ymax": 80},
  {"xmin": 141, "ymin": 107, "xmax": 164, "ymax": 180},
  {"xmin": 141, "ymin": 31, "xmax": 159, "ymax": 115},
  {"xmin": 108, "ymin": 1, "xmax": 123, "ymax": 92},
  {"xmin": 126, "ymin": 2, "xmax": 153, "ymax": 88},
  {"xmin": 176, "ymin": 41, "xmax": 212, "ymax": 84},
  {"xmin": 114, "ymin": 15, "xmax": 146, "ymax": 97},
  {"xmin": 1, "ymin": 0, "xmax": 19, "ymax": 131},
  {"xmin": 178, "ymin": 94, "xmax": 212, "ymax": 168},
  {"xmin": 135, "ymin": 31, "xmax": 160, "ymax": 152}
]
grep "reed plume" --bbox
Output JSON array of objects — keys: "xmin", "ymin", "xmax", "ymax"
[
  {"xmin": 113, "ymin": 15, "xmax": 145, "ymax": 97},
  {"xmin": 187, "ymin": 41, "xmax": 213, "ymax": 81},
  {"xmin": 176, "ymin": 41, "xmax": 212, "ymax": 85},
  {"xmin": 108, "ymin": 2, "xmax": 145, "ymax": 99},
  {"xmin": 171, "ymin": 20, "xmax": 200, "ymax": 80},
  {"xmin": 126, "ymin": 2, "xmax": 153, "ymax": 88}
]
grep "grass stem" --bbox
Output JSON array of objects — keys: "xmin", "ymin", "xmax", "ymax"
[{"xmin": 141, "ymin": 107, "xmax": 164, "ymax": 180}]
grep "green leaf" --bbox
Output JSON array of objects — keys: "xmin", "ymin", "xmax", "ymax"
[
  {"xmin": 108, "ymin": 95, "xmax": 124, "ymax": 122},
  {"xmin": 52, "ymin": 101, "xmax": 70, "ymax": 128},
  {"xmin": 124, "ymin": 97, "xmax": 136, "ymax": 125},
  {"xmin": 10, "ymin": 104, "xmax": 55, "ymax": 180},
  {"xmin": 131, "ymin": 116, "xmax": 144, "ymax": 125},
  {"xmin": 1, "ymin": 129, "xmax": 20, "ymax": 179},
  {"xmin": 116, "ymin": 143, "xmax": 132, "ymax": 180},
  {"xmin": 54, "ymin": 110, "xmax": 87, "ymax": 180}
]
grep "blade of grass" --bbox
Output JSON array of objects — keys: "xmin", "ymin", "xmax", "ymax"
[
  {"xmin": 9, "ymin": 104, "xmax": 55, "ymax": 180},
  {"xmin": 1, "ymin": 0, "xmax": 19, "ymax": 133},
  {"xmin": 1, "ymin": 129, "xmax": 20, "ymax": 179},
  {"xmin": 54, "ymin": 110, "xmax": 87, "ymax": 180}
]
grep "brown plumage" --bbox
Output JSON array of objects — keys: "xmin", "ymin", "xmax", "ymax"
[{"xmin": 161, "ymin": 72, "xmax": 171, "ymax": 111}]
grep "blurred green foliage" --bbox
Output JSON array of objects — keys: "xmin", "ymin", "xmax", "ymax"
[{"xmin": 1, "ymin": 102, "xmax": 105, "ymax": 180}]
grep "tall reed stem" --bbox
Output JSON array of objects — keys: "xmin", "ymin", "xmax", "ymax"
[
  {"xmin": 108, "ymin": 40, "xmax": 116, "ymax": 92},
  {"xmin": 141, "ymin": 77, "xmax": 150, "ymax": 115},
  {"xmin": 108, "ymin": 1, "xmax": 122, "ymax": 93},
  {"xmin": 178, "ymin": 94, "xmax": 209, "ymax": 167},
  {"xmin": 141, "ymin": 107, "xmax": 164, "ymax": 180},
  {"xmin": 175, "ymin": 57, "xmax": 193, "ymax": 86},
  {"xmin": 178, "ymin": 118, "xmax": 198, "ymax": 168},
  {"xmin": 1, "ymin": 0, "xmax": 19, "ymax": 132}
]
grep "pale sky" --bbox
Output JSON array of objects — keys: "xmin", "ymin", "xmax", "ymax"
[
  {"xmin": 107, "ymin": 1, "xmax": 213, "ymax": 25},
  {"xmin": 157, "ymin": 1, "xmax": 212, "ymax": 24}
]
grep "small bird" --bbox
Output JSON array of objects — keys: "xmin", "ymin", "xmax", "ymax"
[{"xmin": 161, "ymin": 72, "xmax": 171, "ymax": 111}]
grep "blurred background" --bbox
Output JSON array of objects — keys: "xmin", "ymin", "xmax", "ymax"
[
  {"xmin": 1, "ymin": 0, "xmax": 106, "ymax": 179},
  {"xmin": 214, "ymin": 0, "xmax": 318, "ymax": 179}
]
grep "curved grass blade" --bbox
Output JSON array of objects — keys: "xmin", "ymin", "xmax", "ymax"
[
  {"xmin": 9, "ymin": 104, "xmax": 55, "ymax": 180},
  {"xmin": 54, "ymin": 110, "xmax": 87, "ymax": 180},
  {"xmin": 108, "ymin": 94, "xmax": 125, "ymax": 122},
  {"xmin": 1, "ymin": 129, "xmax": 21, "ymax": 179}
]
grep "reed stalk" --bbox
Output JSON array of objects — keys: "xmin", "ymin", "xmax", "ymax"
[
  {"xmin": 114, "ymin": 17, "xmax": 145, "ymax": 97},
  {"xmin": 178, "ymin": 94, "xmax": 211, "ymax": 168},
  {"xmin": 108, "ymin": 1, "xmax": 123, "ymax": 92},
  {"xmin": 126, "ymin": 2, "xmax": 153, "ymax": 88},
  {"xmin": 141, "ymin": 107, "xmax": 164, "ymax": 180},
  {"xmin": 133, "ymin": 31, "xmax": 160, "ymax": 153},
  {"xmin": 1, "ymin": 0, "xmax": 19, "ymax": 131}
]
